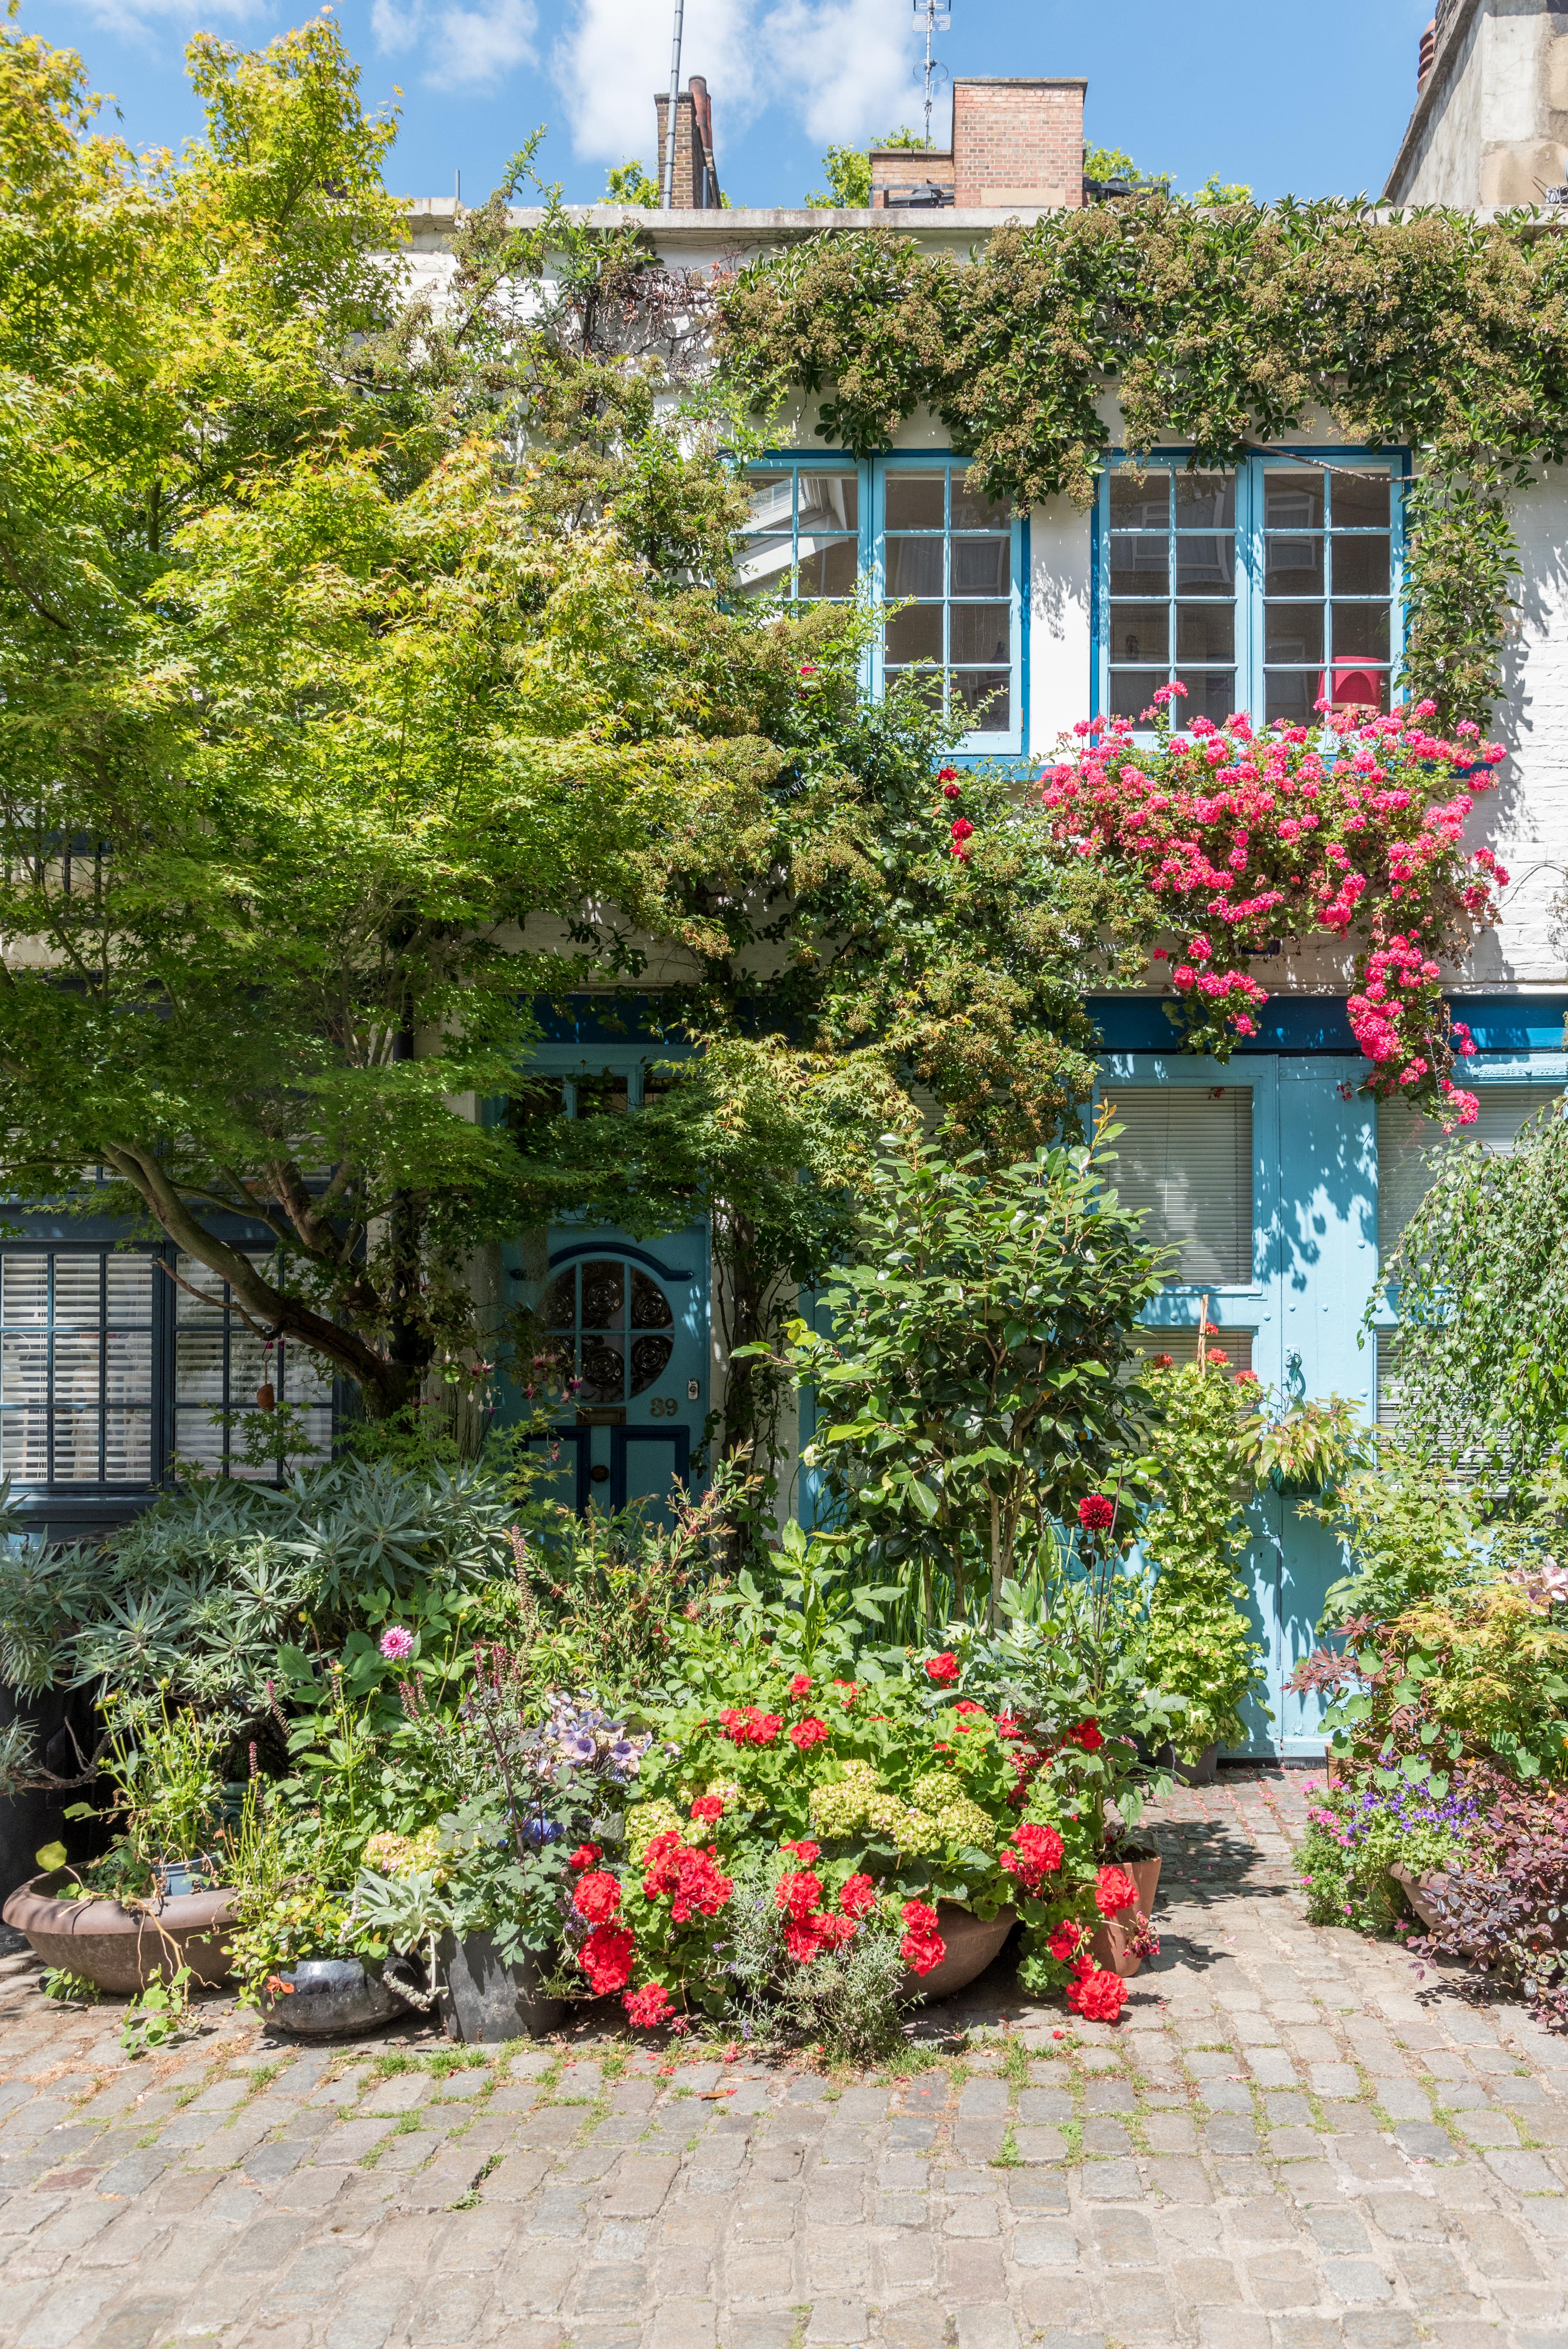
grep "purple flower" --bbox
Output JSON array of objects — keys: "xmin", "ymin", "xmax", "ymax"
[{"xmin": 379, "ymin": 1626, "xmax": 415, "ymax": 1662}]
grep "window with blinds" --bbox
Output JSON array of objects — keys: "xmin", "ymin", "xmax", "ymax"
[
  {"xmin": 173, "ymin": 1253, "xmax": 333, "ymax": 1480},
  {"xmin": 0, "ymin": 1251, "xmax": 155, "ymax": 1485},
  {"xmin": 1377, "ymin": 1088, "xmax": 1564, "ymax": 1265},
  {"xmin": 1101, "ymin": 1087, "xmax": 1254, "ymax": 1284}
]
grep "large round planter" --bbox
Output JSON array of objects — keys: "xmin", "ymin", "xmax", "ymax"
[
  {"xmin": 438, "ymin": 1928, "xmax": 566, "ymax": 2043},
  {"xmin": 1, "ymin": 1868, "xmax": 235, "ymax": 1993},
  {"xmin": 264, "ymin": 1956, "xmax": 410, "ymax": 2039},
  {"xmin": 900, "ymin": 1903, "xmax": 1016, "ymax": 2003},
  {"xmin": 1091, "ymin": 1854, "xmax": 1162, "ymax": 1980}
]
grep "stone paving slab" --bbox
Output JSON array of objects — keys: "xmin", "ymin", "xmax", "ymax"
[{"xmin": 3, "ymin": 1769, "xmax": 1568, "ymax": 2346}]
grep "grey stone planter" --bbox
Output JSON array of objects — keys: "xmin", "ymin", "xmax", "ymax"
[
  {"xmin": 438, "ymin": 1929, "xmax": 566, "ymax": 2042},
  {"xmin": 264, "ymin": 1955, "xmax": 410, "ymax": 2038}
]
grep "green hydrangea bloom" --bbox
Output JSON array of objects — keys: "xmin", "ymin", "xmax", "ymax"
[{"xmin": 908, "ymin": 1772, "xmax": 999, "ymax": 1853}]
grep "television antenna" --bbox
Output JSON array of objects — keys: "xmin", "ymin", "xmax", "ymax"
[{"xmin": 913, "ymin": 0, "xmax": 951, "ymax": 150}]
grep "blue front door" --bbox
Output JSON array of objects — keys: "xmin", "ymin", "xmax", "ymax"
[{"xmin": 505, "ymin": 1228, "xmax": 710, "ymax": 1527}]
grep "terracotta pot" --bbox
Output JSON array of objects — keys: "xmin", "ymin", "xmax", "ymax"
[
  {"xmin": 1090, "ymin": 1854, "xmax": 1162, "ymax": 1980},
  {"xmin": 900, "ymin": 1903, "xmax": 1016, "ymax": 2003},
  {"xmin": 2, "ymin": 1867, "xmax": 236, "ymax": 1993}
]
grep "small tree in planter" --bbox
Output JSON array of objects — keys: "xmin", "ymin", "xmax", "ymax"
[{"xmin": 768, "ymin": 1128, "xmax": 1165, "ymax": 1630}]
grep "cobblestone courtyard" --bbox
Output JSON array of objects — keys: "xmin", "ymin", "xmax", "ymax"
[{"xmin": 3, "ymin": 1769, "xmax": 1567, "ymax": 2349}]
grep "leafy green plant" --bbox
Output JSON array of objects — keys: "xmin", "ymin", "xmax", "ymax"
[
  {"xmin": 121, "ymin": 1963, "xmax": 196, "ymax": 2057},
  {"xmin": 1139, "ymin": 1357, "xmax": 1270, "ymax": 1757},
  {"xmin": 764, "ymin": 1125, "xmax": 1164, "ymax": 1630},
  {"xmin": 39, "ymin": 1966, "xmax": 100, "ymax": 2004}
]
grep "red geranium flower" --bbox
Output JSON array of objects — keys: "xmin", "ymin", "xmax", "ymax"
[
  {"xmin": 1067, "ymin": 1720, "xmax": 1103, "ymax": 1752},
  {"xmin": 572, "ymin": 1870, "xmax": 622, "ymax": 1924},
  {"xmin": 719, "ymin": 1705, "xmax": 783, "ymax": 1747},
  {"xmin": 1066, "ymin": 1965, "xmax": 1129, "ymax": 2023},
  {"xmin": 925, "ymin": 1652, "xmax": 960, "ymax": 1686},
  {"xmin": 899, "ymin": 1899, "xmax": 947, "ymax": 1978},
  {"xmin": 1095, "ymin": 1864, "xmax": 1139, "ymax": 1918},
  {"xmin": 624, "ymin": 1981, "xmax": 674, "ymax": 2028},
  {"xmin": 577, "ymin": 1923, "xmax": 635, "ymax": 1994},
  {"xmin": 568, "ymin": 1843, "xmax": 602, "ymax": 1871},
  {"xmin": 839, "ymin": 1872, "xmax": 877, "ymax": 1919},
  {"xmin": 776, "ymin": 1868, "xmax": 824, "ymax": 1922},
  {"xmin": 690, "ymin": 1795, "xmax": 724, "ymax": 1822},
  {"xmin": 1207, "ymin": 1348, "xmax": 1230, "ymax": 1367},
  {"xmin": 1047, "ymin": 1919, "xmax": 1084, "ymax": 1962},
  {"xmin": 782, "ymin": 1838, "xmax": 820, "ymax": 1864},
  {"xmin": 788, "ymin": 1717, "xmax": 830, "ymax": 1750},
  {"xmin": 642, "ymin": 1831, "xmax": 734, "ymax": 1923},
  {"xmin": 1077, "ymin": 1492, "xmax": 1115, "ymax": 1533},
  {"xmin": 954, "ymin": 1698, "xmax": 987, "ymax": 1717},
  {"xmin": 999, "ymin": 1821, "xmax": 1065, "ymax": 1895},
  {"xmin": 789, "ymin": 1673, "xmax": 813, "ymax": 1697}
]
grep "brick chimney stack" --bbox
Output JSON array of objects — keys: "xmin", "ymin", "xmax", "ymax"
[
  {"xmin": 952, "ymin": 78, "xmax": 1087, "ymax": 208},
  {"xmin": 654, "ymin": 78, "xmax": 723, "ymax": 208}
]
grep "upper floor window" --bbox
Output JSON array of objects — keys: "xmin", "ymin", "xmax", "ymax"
[
  {"xmin": 739, "ymin": 455, "xmax": 1025, "ymax": 756},
  {"xmin": 1097, "ymin": 453, "xmax": 1402, "ymax": 727}
]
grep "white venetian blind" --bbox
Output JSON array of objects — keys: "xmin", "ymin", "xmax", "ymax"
[
  {"xmin": 1135, "ymin": 1328, "xmax": 1255, "ymax": 1376},
  {"xmin": 1101, "ymin": 1087, "xmax": 1254, "ymax": 1285},
  {"xmin": 1377, "ymin": 1087, "xmax": 1564, "ymax": 1264}
]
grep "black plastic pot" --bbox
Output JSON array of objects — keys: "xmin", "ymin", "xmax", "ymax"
[
  {"xmin": 264, "ymin": 1955, "xmax": 411, "ymax": 2038},
  {"xmin": 437, "ymin": 1929, "xmax": 565, "ymax": 2043}
]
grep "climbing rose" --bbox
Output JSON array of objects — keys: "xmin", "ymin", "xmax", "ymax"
[
  {"xmin": 1077, "ymin": 1494, "xmax": 1115, "ymax": 1533},
  {"xmin": 788, "ymin": 1717, "xmax": 830, "ymax": 1751},
  {"xmin": 840, "ymin": 1873, "xmax": 877, "ymax": 1918},
  {"xmin": 689, "ymin": 1796, "xmax": 724, "ymax": 1823},
  {"xmin": 789, "ymin": 1673, "xmax": 812, "ymax": 1697},
  {"xmin": 900, "ymin": 1900, "xmax": 947, "ymax": 1977},
  {"xmin": 1095, "ymin": 1865, "xmax": 1139, "ymax": 1918},
  {"xmin": 624, "ymin": 1981, "xmax": 674, "ymax": 2028},
  {"xmin": 950, "ymin": 817, "xmax": 975, "ymax": 843},
  {"xmin": 925, "ymin": 1652, "xmax": 960, "ymax": 1686},
  {"xmin": 1067, "ymin": 1965, "xmax": 1129, "ymax": 2023},
  {"xmin": 378, "ymin": 1625, "xmax": 415, "ymax": 1661},
  {"xmin": 1000, "ymin": 1822, "xmax": 1066, "ymax": 1894},
  {"xmin": 577, "ymin": 1923, "xmax": 635, "ymax": 1994},
  {"xmin": 572, "ymin": 1870, "xmax": 622, "ymax": 1925},
  {"xmin": 568, "ymin": 1843, "xmax": 602, "ymax": 1872},
  {"xmin": 937, "ymin": 766, "xmax": 959, "ymax": 782}
]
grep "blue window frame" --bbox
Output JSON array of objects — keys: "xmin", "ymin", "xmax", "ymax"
[
  {"xmin": 1093, "ymin": 450, "xmax": 1406, "ymax": 727},
  {"xmin": 740, "ymin": 453, "xmax": 1026, "ymax": 756}
]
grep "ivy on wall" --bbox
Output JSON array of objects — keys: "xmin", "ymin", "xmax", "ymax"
[{"xmin": 717, "ymin": 196, "xmax": 1568, "ymax": 726}]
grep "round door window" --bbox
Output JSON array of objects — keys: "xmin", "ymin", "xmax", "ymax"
[{"xmin": 538, "ymin": 1260, "xmax": 676, "ymax": 1406}]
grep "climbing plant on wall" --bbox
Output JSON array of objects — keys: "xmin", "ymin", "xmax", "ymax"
[{"xmin": 716, "ymin": 196, "xmax": 1568, "ymax": 728}]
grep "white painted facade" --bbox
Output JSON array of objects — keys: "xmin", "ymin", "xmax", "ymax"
[{"xmin": 1385, "ymin": 0, "xmax": 1568, "ymax": 209}]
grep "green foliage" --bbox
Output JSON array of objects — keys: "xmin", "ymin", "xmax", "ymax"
[
  {"xmin": 716, "ymin": 198, "xmax": 1568, "ymax": 723},
  {"xmin": 39, "ymin": 1967, "xmax": 100, "ymax": 2004},
  {"xmin": 1297, "ymin": 1776, "xmax": 1476, "ymax": 1934},
  {"xmin": 807, "ymin": 129, "xmax": 925, "ymax": 209},
  {"xmin": 1379, "ymin": 1102, "xmax": 1568, "ymax": 1488},
  {"xmin": 1140, "ymin": 1359, "xmax": 1270, "ymax": 1755},
  {"xmin": 1255, "ymin": 1393, "xmax": 1376, "ymax": 1494},
  {"xmin": 769, "ymin": 1129, "xmax": 1164, "ymax": 1627},
  {"xmin": 120, "ymin": 1963, "xmax": 196, "ymax": 2057},
  {"xmin": 1310, "ymin": 1446, "xmax": 1481, "ymax": 1630},
  {"xmin": 604, "ymin": 159, "xmax": 659, "ymax": 207}
]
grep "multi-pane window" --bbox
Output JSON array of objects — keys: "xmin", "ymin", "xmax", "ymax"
[
  {"xmin": 1107, "ymin": 471, "xmax": 1237, "ymax": 723},
  {"xmin": 736, "ymin": 458, "xmax": 1023, "ymax": 752},
  {"xmin": 738, "ymin": 467, "xmax": 859, "ymax": 602},
  {"xmin": 0, "ymin": 1251, "xmax": 155, "ymax": 1486},
  {"xmin": 538, "ymin": 1258, "xmax": 677, "ymax": 1412},
  {"xmin": 173, "ymin": 1253, "xmax": 333, "ymax": 1479},
  {"xmin": 1098, "ymin": 453, "xmax": 1402, "ymax": 725},
  {"xmin": 1263, "ymin": 466, "xmax": 1393, "ymax": 722},
  {"xmin": 880, "ymin": 469, "xmax": 1014, "ymax": 736}
]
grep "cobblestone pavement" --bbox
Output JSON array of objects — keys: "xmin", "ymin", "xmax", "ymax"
[{"xmin": 4, "ymin": 1767, "xmax": 1568, "ymax": 2349}]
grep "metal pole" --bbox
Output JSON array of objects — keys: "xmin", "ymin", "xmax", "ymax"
[{"xmin": 663, "ymin": 0, "xmax": 686, "ymax": 210}]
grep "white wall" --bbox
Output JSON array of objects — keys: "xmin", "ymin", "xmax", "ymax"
[{"xmin": 1388, "ymin": 0, "xmax": 1568, "ymax": 207}]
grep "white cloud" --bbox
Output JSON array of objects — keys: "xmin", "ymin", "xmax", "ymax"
[
  {"xmin": 554, "ymin": 0, "xmax": 916, "ymax": 166},
  {"xmin": 372, "ymin": 0, "xmax": 538, "ymax": 93}
]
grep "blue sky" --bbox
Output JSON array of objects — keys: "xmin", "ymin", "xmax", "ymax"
[{"xmin": 22, "ymin": 0, "xmax": 1437, "ymax": 212}]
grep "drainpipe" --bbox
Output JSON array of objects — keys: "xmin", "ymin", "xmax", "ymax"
[{"xmin": 662, "ymin": 0, "xmax": 685, "ymax": 210}]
